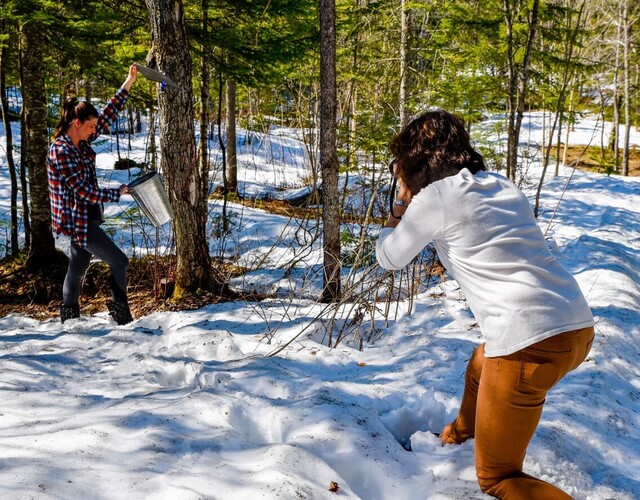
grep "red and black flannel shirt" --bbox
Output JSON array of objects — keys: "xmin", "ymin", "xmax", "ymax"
[{"xmin": 47, "ymin": 88, "xmax": 129, "ymax": 248}]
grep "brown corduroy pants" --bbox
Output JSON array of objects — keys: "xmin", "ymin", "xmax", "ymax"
[{"xmin": 442, "ymin": 326, "xmax": 595, "ymax": 499}]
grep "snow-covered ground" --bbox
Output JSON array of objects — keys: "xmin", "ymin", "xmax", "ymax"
[{"xmin": 0, "ymin": 111, "xmax": 639, "ymax": 499}]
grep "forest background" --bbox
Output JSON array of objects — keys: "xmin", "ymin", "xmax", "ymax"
[{"xmin": 0, "ymin": 0, "xmax": 639, "ymax": 314}]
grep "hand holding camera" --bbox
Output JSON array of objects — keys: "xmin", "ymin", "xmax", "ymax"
[{"xmin": 388, "ymin": 160, "xmax": 412, "ymax": 221}]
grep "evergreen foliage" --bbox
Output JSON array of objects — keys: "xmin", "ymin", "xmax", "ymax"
[{"xmin": 0, "ymin": 0, "xmax": 638, "ymax": 267}]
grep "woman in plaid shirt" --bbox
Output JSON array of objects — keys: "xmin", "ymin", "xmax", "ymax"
[{"xmin": 48, "ymin": 65, "xmax": 138, "ymax": 325}]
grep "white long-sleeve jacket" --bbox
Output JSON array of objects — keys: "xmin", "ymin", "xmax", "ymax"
[{"xmin": 376, "ymin": 168, "xmax": 594, "ymax": 357}]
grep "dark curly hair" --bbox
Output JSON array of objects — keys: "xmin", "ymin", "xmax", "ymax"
[{"xmin": 389, "ymin": 110, "xmax": 485, "ymax": 195}]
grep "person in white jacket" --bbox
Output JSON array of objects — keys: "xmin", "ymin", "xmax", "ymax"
[{"xmin": 376, "ymin": 110, "xmax": 594, "ymax": 499}]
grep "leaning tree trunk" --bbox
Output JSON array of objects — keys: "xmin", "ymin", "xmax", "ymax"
[
  {"xmin": 20, "ymin": 21, "xmax": 56, "ymax": 271},
  {"xmin": 144, "ymin": 0, "xmax": 212, "ymax": 298},
  {"xmin": 320, "ymin": 0, "xmax": 341, "ymax": 302}
]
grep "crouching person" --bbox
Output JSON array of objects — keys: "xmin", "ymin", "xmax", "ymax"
[{"xmin": 376, "ymin": 110, "xmax": 594, "ymax": 499}]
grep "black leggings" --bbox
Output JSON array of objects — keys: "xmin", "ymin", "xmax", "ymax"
[{"xmin": 63, "ymin": 220, "xmax": 129, "ymax": 306}]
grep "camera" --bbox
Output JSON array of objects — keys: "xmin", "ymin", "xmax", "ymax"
[{"xmin": 388, "ymin": 159, "xmax": 398, "ymax": 217}]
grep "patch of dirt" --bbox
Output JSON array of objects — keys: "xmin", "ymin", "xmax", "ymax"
[
  {"xmin": 0, "ymin": 254, "xmax": 253, "ymax": 322},
  {"xmin": 561, "ymin": 144, "xmax": 640, "ymax": 176}
]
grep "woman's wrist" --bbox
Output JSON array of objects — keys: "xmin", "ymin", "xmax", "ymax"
[
  {"xmin": 386, "ymin": 202, "xmax": 407, "ymax": 227},
  {"xmin": 391, "ymin": 200, "xmax": 407, "ymax": 219}
]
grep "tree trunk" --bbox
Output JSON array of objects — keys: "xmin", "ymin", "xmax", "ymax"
[
  {"xmin": 555, "ymin": 113, "xmax": 562, "ymax": 176},
  {"xmin": 0, "ymin": 22, "xmax": 19, "ymax": 256},
  {"xmin": 399, "ymin": 0, "xmax": 410, "ymax": 127},
  {"xmin": 217, "ymin": 70, "xmax": 229, "ymax": 234},
  {"xmin": 503, "ymin": 0, "xmax": 540, "ymax": 182},
  {"xmin": 621, "ymin": 0, "xmax": 631, "ymax": 177},
  {"xmin": 504, "ymin": 0, "xmax": 518, "ymax": 181},
  {"xmin": 18, "ymin": 45, "xmax": 30, "ymax": 249},
  {"xmin": 561, "ymin": 84, "xmax": 575, "ymax": 168},
  {"xmin": 609, "ymin": 15, "xmax": 621, "ymax": 172},
  {"xmin": 199, "ymin": 0, "xmax": 211, "ymax": 198},
  {"xmin": 320, "ymin": 0, "xmax": 341, "ymax": 302},
  {"xmin": 148, "ymin": 95, "xmax": 157, "ymax": 171},
  {"xmin": 225, "ymin": 78, "xmax": 238, "ymax": 192},
  {"xmin": 144, "ymin": 0, "xmax": 212, "ymax": 297},
  {"xmin": 534, "ymin": 1, "xmax": 585, "ymax": 217},
  {"xmin": 345, "ymin": 0, "xmax": 360, "ymax": 172},
  {"xmin": 84, "ymin": 77, "xmax": 92, "ymax": 102},
  {"xmin": 20, "ymin": 21, "xmax": 56, "ymax": 271}
]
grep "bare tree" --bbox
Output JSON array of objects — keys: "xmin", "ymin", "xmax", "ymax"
[{"xmin": 320, "ymin": 0, "xmax": 341, "ymax": 302}]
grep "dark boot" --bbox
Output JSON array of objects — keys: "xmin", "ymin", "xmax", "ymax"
[
  {"xmin": 107, "ymin": 300, "xmax": 133, "ymax": 325},
  {"xmin": 60, "ymin": 304, "xmax": 80, "ymax": 324}
]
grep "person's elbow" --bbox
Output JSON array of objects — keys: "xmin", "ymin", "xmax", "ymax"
[{"xmin": 376, "ymin": 239, "xmax": 407, "ymax": 271}]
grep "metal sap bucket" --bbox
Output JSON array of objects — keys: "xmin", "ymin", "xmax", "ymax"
[{"xmin": 128, "ymin": 171, "xmax": 174, "ymax": 227}]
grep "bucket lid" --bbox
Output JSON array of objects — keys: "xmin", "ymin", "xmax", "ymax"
[
  {"xmin": 135, "ymin": 64, "xmax": 180, "ymax": 89},
  {"xmin": 128, "ymin": 171, "xmax": 159, "ymax": 189}
]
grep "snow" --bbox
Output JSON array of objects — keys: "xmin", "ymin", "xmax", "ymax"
[{"xmin": 0, "ymin": 111, "xmax": 639, "ymax": 499}]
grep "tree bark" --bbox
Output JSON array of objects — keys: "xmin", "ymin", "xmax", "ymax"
[
  {"xmin": 534, "ymin": 1, "xmax": 585, "ymax": 217},
  {"xmin": 18, "ymin": 45, "xmax": 30, "ymax": 249},
  {"xmin": 199, "ymin": 0, "xmax": 211, "ymax": 197},
  {"xmin": 0, "ymin": 21, "xmax": 19, "ymax": 256},
  {"xmin": 144, "ymin": 0, "xmax": 212, "ymax": 297},
  {"xmin": 503, "ymin": 0, "xmax": 540, "ymax": 182},
  {"xmin": 609, "ymin": 14, "xmax": 621, "ymax": 172},
  {"xmin": 148, "ymin": 95, "xmax": 157, "ymax": 172},
  {"xmin": 399, "ymin": 0, "xmax": 410, "ymax": 126},
  {"xmin": 20, "ymin": 21, "xmax": 56, "ymax": 270},
  {"xmin": 225, "ymin": 78, "xmax": 238, "ymax": 193},
  {"xmin": 320, "ymin": 0, "xmax": 341, "ymax": 302},
  {"xmin": 621, "ymin": 0, "xmax": 631, "ymax": 176}
]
